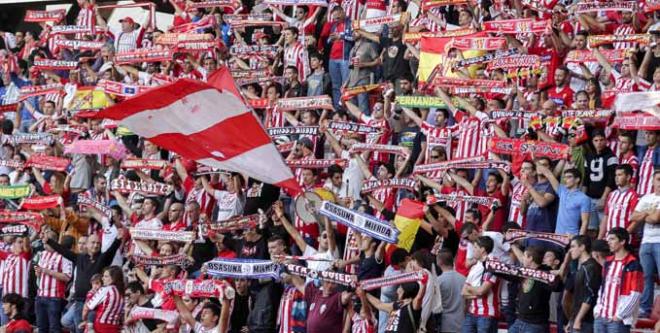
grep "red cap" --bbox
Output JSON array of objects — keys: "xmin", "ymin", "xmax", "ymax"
[
  {"xmin": 119, "ymin": 17, "xmax": 135, "ymax": 25},
  {"xmin": 254, "ymin": 31, "xmax": 269, "ymax": 40}
]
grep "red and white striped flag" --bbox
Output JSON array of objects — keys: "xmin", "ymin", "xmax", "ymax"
[{"xmin": 95, "ymin": 67, "xmax": 302, "ymax": 195}]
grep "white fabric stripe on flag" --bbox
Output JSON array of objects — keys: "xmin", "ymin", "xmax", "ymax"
[
  {"xmin": 119, "ymin": 88, "xmax": 248, "ymax": 138},
  {"xmin": 197, "ymin": 144, "xmax": 294, "ymax": 186}
]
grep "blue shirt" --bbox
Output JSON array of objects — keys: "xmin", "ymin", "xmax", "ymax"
[
  {"xmin": 555, "ymin": 184, "xmax": 591, "ymax": 235},
  {"xmin": 9, "ymin": 73, "xmax": 37, "ymax": 122},
  {"xmin": 525, "ymin": 181, "xmax": 557, "ymax": 233}
]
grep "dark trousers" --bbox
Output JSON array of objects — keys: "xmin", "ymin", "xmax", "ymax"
[{"xmin": 35, "ymin": 297, "xmax": 64, "ymax": 333}]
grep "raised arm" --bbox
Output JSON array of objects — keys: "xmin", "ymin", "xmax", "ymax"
[{"xmin": 274, "ymin": 201, "xmax": 308, "ymax": 252}]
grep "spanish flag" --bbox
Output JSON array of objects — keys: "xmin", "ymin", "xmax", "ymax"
[
  {"xmin": 393, "ymin": 199, "xmax": 425, "ymax": 251},
  {"xmin": 418, "ymin": 32, "xmax": 489, "ymax": 83},
  {"xmin": 64, "ymin": 86, "xmax": 112, "ymax": 111},
  {"xmin": 418, "ymin": 36, "xmax": 453, "ymax": 84}
]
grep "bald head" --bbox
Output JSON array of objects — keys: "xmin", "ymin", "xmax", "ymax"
[{"xmin": 87, "ymin": 234, "xmax": 101, "ymax": 256}]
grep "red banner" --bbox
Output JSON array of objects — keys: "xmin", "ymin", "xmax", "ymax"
[
  {"xmin": 54, "ymin": 39, "xmax": 106, "ymax": 51},
  {"xmin": 451, "ymin": 37, "xmax": 507, "ymax": 50},
  {"xmin": 32, "ymin": 59, "xmax": 78, "ymax": 71},
  {"xmin": 488, "ymin": 137, "xmax": 570, "ymax": 159},
  {"xmin": 25, "ymin": 155, "xmax": 70, "ymax": 172},
  {"xmin": 612, "ymin": 115, "xmax": 660, "ymax": 130},
  {"xmin": 564, "ymin": 49, "xmax": 627, "ymax": 64},
  {"xmin": 25, "ymin": 10, "xmax": 66, "ymax": 23},
  {"xmin": 114, "ymin": 49, "xmax": 173, "ymax": 65},
  {"xmin": 20, "ymin": 195, "xmax": 61, "ymax": 210},
  {"xmin": 482, "ymin": 19, "xmax": 550, "ymax": 34},
  {"xmin": 19, "ymin": 84, "xmax": 63, "ymax": 101}
]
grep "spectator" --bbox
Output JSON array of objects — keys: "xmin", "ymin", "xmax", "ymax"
[
  {"xmin": 538, "ymin": 167, "xmax": 591, "ymax": 236},
  {"xmin": 436, "ymin": 248, "xmax": 465, "ymax": 333},
  {"xmin": 565, "ymin": 235, "xmax": 602, "ymax": 333},
  {"xmin": 461, "ymin": 236, "xmax": 500, "ymax": 333},
  {"xmin": 593, "ymin": 228, "xmax": 643, "ymax": 332},
  {"xmin": 631, "ymin": 170, "xmax": 660, "ymax": 318}
]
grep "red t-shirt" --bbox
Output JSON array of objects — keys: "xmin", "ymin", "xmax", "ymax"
[
  {"xmin": 454, "ymin": 220, "xmax": 470, "ymax": 276},
  {"xmin": 547, "ymin": 84, "xmax": 574, "ymax": 108},
  {"xmin": 476, "ymin": 188, "xmax": 509, "ymax": 232},
  {"xmin": 304, "ymin": 283, "xmax": 345, "ymax": 333},
  {"xmin": 6, "ymin": 319, "xmax": 31, "ymax": 333},
  {"xmin": 329, "ymin": 21, "xmax": 346, "ymax": 60}
]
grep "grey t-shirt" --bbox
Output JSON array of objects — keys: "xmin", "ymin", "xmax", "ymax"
[
  {"xmin": 437, "ymin": 270, "xmax": 466, "ymax": 333},
  {"xmin": 347, "ymin": 40, "xmax": 378, "ymax": 87}
]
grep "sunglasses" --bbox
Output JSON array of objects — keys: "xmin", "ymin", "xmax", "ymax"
[{"xmin": 430, "ymin": 155, "xmax": 441, "ymax": 158}]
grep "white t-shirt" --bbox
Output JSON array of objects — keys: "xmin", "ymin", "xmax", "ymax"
[
  {"xmin": 340, "ymin": 150, "xmax": 365, "ymax": 200},
  {"xmin": 213, "ymin": 190, "xmax": 244, "ymax": 221},
  {"xmin": 193, "ymin": 322, "xmax": 218, "ymax": 333},
  {"xmin": 134, "ymin": 217, "xmax": 163, "ymax": 229},
  {"xmin": 482, "ymin": 231, "xmax": 512, "ymax": 264},
  {"xmin": 634, "ymin": 192, "xmax": 660, "ymax": 244},
  {"xmin": 303, "ymin": 246, "xmax": 338, "ymax": 272},
  {"xmin": 465, "ymin": 260, "xmax": 485, "ymax": 287}
]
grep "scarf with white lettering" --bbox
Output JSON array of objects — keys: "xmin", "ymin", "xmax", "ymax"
[
  {"xmin": 360, "ymin": 178, "xmax": 417, "ymax": 194},
  {"xmin": 482, "ymin": 19, "xmax": 550, "ymax": 34},
  {"xmin": 25, "ymin": 9, "xmax": 66, "ymax": 22},
  {"xmin": 573, "ymin": 1, "xmax": 635, "ymax": 13},
  {"xmin": 130, "ymin": 253, "xmax": 194, "ymax": 267},
  {"xmin": 114, "ymin": 49, "xmax": 173, "ymax": 65},
  {"xmin": 163, "ymin": 278, "xmax": 235, "ymax": 299},
  {"xmin": 504, "ymin": 230, "xmax": 570, "ymax": 247},
  {"xmin": 120, "ymin": 159, "xmax": 171, "ymax": 170},
  {"xmin": 127, "ymin": 307, "xmax": 179, "ymax": 330},
  {"xmin": 77, "ymin": 196, "xmax": 112, "ymax": 217},
  {"xmin": 485, "ymin": 258, "xmax": 557, "ymax": 284},
  {"xmin": 488, "ymin": 137, "xmax": 570, "ymax": 160},
  {"xmin": 267, "ymin": 126, "xmax": 320, "ymax": 137},
  {"xmin": 205, "ymin": 258, "xmax": 281, "ymax": 279},
  {"xmin": 0, "ymin": 211, "xmax": 42, "ymax": 231},
  {"xmin": 276, "ymin": 95, "xmax": 334, "ymax": 111},
  {"xmin": 328, "ymin": 121, "xmax": 381, "ymax": 135},
  {"xmin": 352, "ymin": 13, "xmax": 408, "ymax": 31},
  {"xmin": 20, "ymin": 195, "xmax": 60, "ymax": 210},
  {"xmin": 0, "ymin": 224, "xmax": 29, "ymax": 237},
  {"xmin": 155, "ymin": 33, "xmax": 214, "ymax": 46},
  {"xmin": 32, "ymin": 59, "xmax": 77, "ymax": 71},
  {"xmin": 286, "ymin": 159, "xmax": 348, "ymax": 169},
  {"xmin": 110, "ymin": 178, "xmax": 173, "ymax": 196},
  {"xmin": 319, "ymin": 201, "xmax": 400, "ymax": 243},
  {"xmin": 202, "ymin": 214, "xmax": 260, "ymax": 235},
  {"xmin": 4, "ymin": 133, "xmax": 55, "ymax": 145},
  {"xmin": 360, "ymin": 271, "xmax": 424, "ymax": 290},
  {"xmin": 285, "ymin": 263, "xmax": 358, "ymax": 287},
  {"xmin": 18, "ymin": 84, "xmax": 63, "ymax": 101},
  {"xmin": 349, "ymin": 143, "xmax": 409, "ymax": 158},
  {"xmin": 129, "ymin": 228, "xmax": 195, "ymax": 242},
  {"xmin": 426, "ymin": 194, "xmax": 501, "ymax": 208},
  {"xmin": 453, "ymin": 49, "xmax": 519, "ymax": 69},
  {"xmin": 25, "ymin": 155, "xmax": 70, "ymax": 172},
  {"xmin": 54, "ymin": 39, "xmax": 105, "ymax": 51}
]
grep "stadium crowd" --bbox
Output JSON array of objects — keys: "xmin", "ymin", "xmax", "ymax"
[{"xmin": 0, "ymin": 0, "xmax": 658, "ymax": 332}]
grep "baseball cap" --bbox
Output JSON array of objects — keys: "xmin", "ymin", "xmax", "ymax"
[{"xmin": 119, "ymin": 17, "xmax": 135, "ymax": 25}]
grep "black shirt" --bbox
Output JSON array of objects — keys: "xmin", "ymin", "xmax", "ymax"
[
  {"xmin": 385, "ymin": 301, "xmax": 421, "ymax": 333},
  {"xmin": 583, "ymin": 148, "xmax": 617, "ymax": 198},
  {"xmin": 516, "ymin": 264, "xmax": 560, "ymax": 324},
  {"xmin": 568, "ymin": 258, "xmax": 602, "ymax": 323},
  {"xmin": 380, "ymin": 37, "xmax": 411, "ymax": 82},
  {"xmin": 47, "ymin": 238, "xmax": 121, "ymax": 301},
  {"xmin": 243, "ymin": 180, "xmax": 280, "ymax": 215},
  {"xmin": 230, "ymin": 292, "xmax": 251, "ymax": 333}
]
